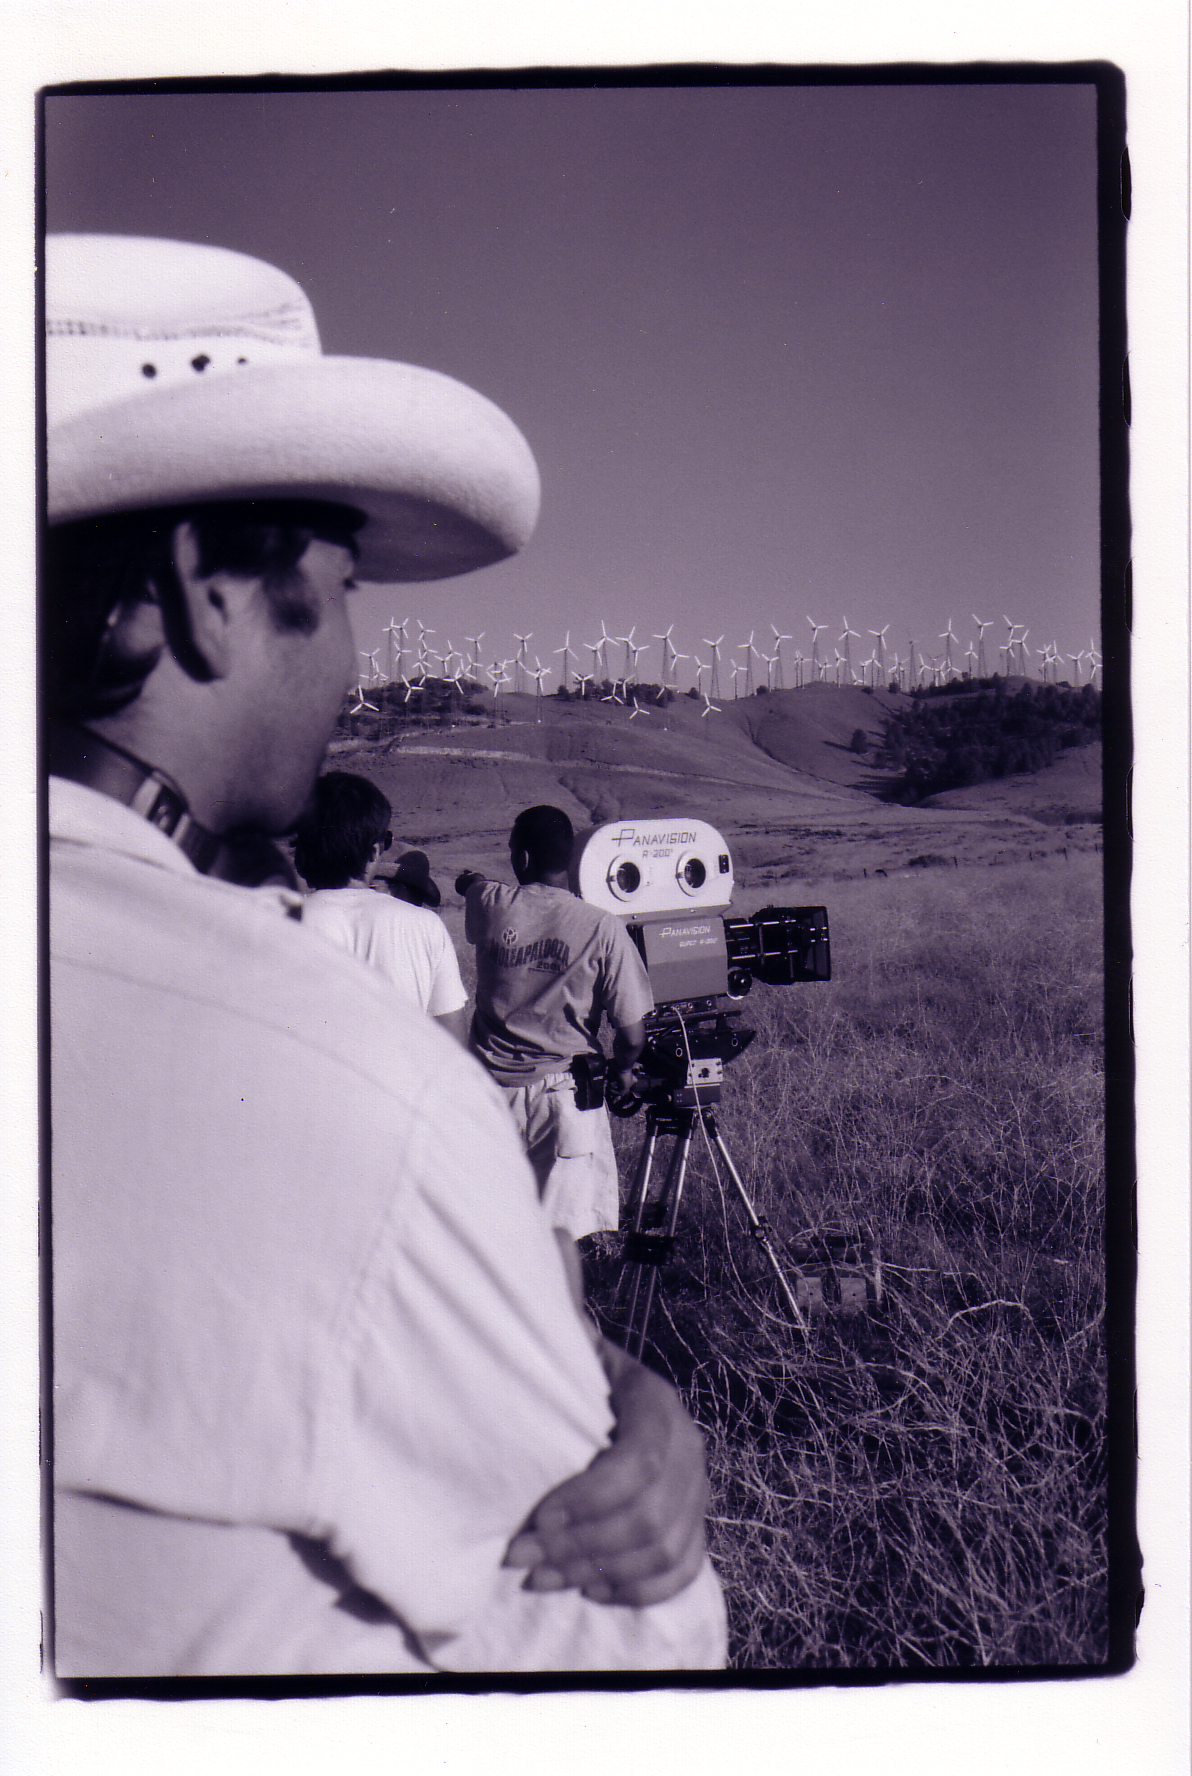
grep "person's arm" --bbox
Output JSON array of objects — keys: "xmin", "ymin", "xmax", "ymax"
[
  {"xmin": 610, "ymin": 1019, "xmax": 646, "ymax": 1095},
  {"xmin": 502, "ymin": 1231, "xmax": 710, "ymax": 1608}
]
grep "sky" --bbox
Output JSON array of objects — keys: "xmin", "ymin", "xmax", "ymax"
[{"xmin": 44, "ymin": 80, "xmax": 1103, "ymax": 694}]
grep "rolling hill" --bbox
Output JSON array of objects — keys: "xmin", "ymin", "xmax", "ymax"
[{"xmin": 327, "ymin": 682, "xmax": 1102, "ymax": 904}]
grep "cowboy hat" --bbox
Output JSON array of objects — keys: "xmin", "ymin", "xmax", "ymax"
[
  {"xmin": 45, "ymin": 234, "xmax": 540, "ymax": 583},
  {"xmin": 388, "ymin": 849, "xmax": 442, "ymax": 908}
]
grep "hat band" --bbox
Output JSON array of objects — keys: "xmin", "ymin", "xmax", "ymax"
[{"xmin": 48, "ymin": 331, "xmax": 316, "ymax": 428}]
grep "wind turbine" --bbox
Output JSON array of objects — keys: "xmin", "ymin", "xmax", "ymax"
[
  {"xmin": 554, "ymin": 631, "xmax": 577, "ymax": 692},
  {"xmin": 598, "ymin": 620, "xmax": 616, "ymax": 682},
  {"xmin": 1003, "ymin": 617, "xmax": 1024, "ymax": 679},
  {"xmin": 384, "ymin": 616, "xmax": 408, "ymax": 683},
  {"xmin": 513, "ymin": 631, "xmax": 533, "ymax": 696},
  {"xmin": 701, "ymin": 693, "xmax": 721, "ymax": 718},
  {"xmin": 870, "ymin": 623, "xmax": 891, "ymax": 683},
  {"xmin": 704, "ymin": 635, "xmax": 725, "ymax": 701},
  {"xmin": 938, "ymin": 620, "xmax": 958, "ymax": 681},
  {"xmin": 488, "ymin": 659, "xmax": 512, "ymax": 714},
  {"xmin": 655, "ymin": 624, "xmax": 677, "ymax": 688},
  {"xmin": 584, "ymin": 636, "xmax": 603, "ymax": 683},
  {"xmin": 529, "ymin": 657, "xmax": 552, "ymax": 720},
  {"xmin": 464, "ymin": 632, "xmax": 485, "ymax": 683},
  {"xmin": 739, "ymin": 632, "xmax": 758, "ymax": 696},
  {"xmin": 693, "ymin": 655, "xmax": 711, "ymax": 697},
  {"xmin": 807, "ymin": 617, "xmax": 828, "ymax": 679},
  {"xmin": 839, "ymin": 615, "xmax": 860, "ymax": 683},
  {"xmin": 770, "ymin": 626, "xmax": 792, "ymax": 691},
  {"xmin": 972, "ymin": 614, "xmax": 992, "ymax": 678}
]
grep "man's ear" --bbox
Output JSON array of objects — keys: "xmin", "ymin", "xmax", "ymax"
[{"xmin": 166, "ymin": 521, "xmax": 251, "ymax": 682}]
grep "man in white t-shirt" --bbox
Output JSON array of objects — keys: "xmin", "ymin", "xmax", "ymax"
[
  {"xmin": 459, "ymin": 805, "xmax": 654, "ymax": 1239},
  {"xmin": 295, "ymin": 771, "xmax": 468, "ymax": 1041}
]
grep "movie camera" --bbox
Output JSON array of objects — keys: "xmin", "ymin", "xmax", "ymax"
[
  {"xmin": 570, "ymin": 819, "xmax": 833, "ymax": 1351},
  {"xmin": 570, "ymin": 818, "xmax": 829, "ymax": 1108}
]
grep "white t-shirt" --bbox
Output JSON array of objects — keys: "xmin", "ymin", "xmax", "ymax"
[
  {"xmin": 302, "ymin": 886, "xmax": 466, "ymax": 1017},
  {"xmin": 50, "ymin": 780, "xmax": 725, "ymax": 1675}
]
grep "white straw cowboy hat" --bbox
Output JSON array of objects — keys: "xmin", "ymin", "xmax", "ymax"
[{"xmin": 45, "ymin": 234, "xmax": 541, "ymax": 582}]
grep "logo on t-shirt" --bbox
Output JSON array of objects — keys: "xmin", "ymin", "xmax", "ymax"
[{"xmin": 482, "ymin": 934, "xmax": 571, "ymax": 974}]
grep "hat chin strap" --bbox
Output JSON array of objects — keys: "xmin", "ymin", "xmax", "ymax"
[{"xmin": 48, "ymin": 720, "xmax": 297, "ymax": 889}]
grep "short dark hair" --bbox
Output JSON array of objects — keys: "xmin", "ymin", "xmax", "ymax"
[
  {"xmin": 511, "ymin": 805, "xmax": 574, "ymax": 873},
  {"xmin": 44, "ymin": 499, "xmax": 364, "ymax": 720},
  {"xmin": 293, "ymin": 771, "xmax": 392, "ymax": 889}
]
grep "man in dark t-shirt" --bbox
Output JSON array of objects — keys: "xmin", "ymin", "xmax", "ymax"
[{"xmin": 460, "ymin": 806, "xmax": 653, "ymax": 1238}]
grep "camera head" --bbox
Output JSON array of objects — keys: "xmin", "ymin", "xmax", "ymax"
[{"xmin": 570, "ymin": 818, "xmax": 830, "ymax": 1009}]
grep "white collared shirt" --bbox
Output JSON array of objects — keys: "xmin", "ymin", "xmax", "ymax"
[{"xmin": 50, "ymin": 778, "xmax": 725, "ymax": 1675}]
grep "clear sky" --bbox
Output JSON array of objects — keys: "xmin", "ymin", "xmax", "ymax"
[{"xmin": 44, "ymin": 80, "xmax": 1101, "ymax": 692}]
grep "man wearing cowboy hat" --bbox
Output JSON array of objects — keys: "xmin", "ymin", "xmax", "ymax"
[
  {"xmin": 294, "ymin": 771, "xmax": 469, "ymax": 1042},
  {"xmin": 46, "ymin": 234, "xmax": 724, "ymax": 1676},
  {"xmin": 388, "ymin": 848, "xmax": 443, "ymax": 908}
]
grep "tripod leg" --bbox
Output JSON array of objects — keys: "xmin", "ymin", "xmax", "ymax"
[
  {"xmin": 628, "ymin": 1121, "xmax": 695, "ymax": 1360},
  {"xmin": 706, "ymin": 1116, "xmax": 809, "ymax": 1333},
  {"xmin": 616, "ymin": 1114, "xmax": 660, "ymax": 1322},
  {"xmin": 622, "ymin": 1117, "xmax": 659, "ymax": 1239}
]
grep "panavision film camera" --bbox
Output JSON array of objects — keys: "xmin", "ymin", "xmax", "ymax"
[
  {"xmin": 570, "ymin": 819, "xmax": 834, "ymax": 1350},
  {"xmin": 570, "ymin": 818, "xmax": 829, "ymax": 1108}
]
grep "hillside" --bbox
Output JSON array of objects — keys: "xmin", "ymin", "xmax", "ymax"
[{"xmin": 327, "ymin": 682, "xmax": 1102, "ymax": 901}]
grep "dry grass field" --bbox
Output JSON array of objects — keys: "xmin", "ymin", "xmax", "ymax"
[{"xmin": 593, "ymin": 855, "xmax": 1107, "ymax": 1668}]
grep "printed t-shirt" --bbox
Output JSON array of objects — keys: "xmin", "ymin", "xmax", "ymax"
[
  {"xmin": 302, "ymin": 886, "xmax": 465, "ymax": 1016},
  {"xmin": 465, "ymin": 880, "xmax": 654, "ymax": 1086}
]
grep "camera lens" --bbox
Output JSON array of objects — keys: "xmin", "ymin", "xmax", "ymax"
[
  {"xmin": 682, "ymin": 858, "xmax": 707, "ymax": 888},
  {"xmin": 613, "ymin": 860, "xmax": 641, "ymax": 895}
]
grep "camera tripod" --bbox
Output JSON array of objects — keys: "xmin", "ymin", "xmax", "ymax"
[{"xmin": 613, "ymin": 1090, "xmax": 808, "ymax": 1359}]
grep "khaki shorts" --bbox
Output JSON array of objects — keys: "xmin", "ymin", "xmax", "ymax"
[{"xmin": 500, "ymin": 1072, "xmax": 621, "ymax": 1241}]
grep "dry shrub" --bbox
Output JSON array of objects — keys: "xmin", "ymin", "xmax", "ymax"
[{"xmin": 599, "ymin": 855, "xmax": 1107, "ymax": 1667}]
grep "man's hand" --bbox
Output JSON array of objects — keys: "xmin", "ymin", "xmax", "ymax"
[
  {"xmin": 454, "ymin": 868, "xmax": 485, "ymax": 897},
  {"xmin": 503, "ymin": 1335, "xmax": 711, "ymax": 1608},
  {"xmin": 610, "ymin": 1019, "xmax": 646, "ymax": 1097}
]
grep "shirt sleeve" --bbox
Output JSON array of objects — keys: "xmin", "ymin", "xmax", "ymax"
[
  {"xmin": 310, "ymin": 1038, "xmax": 724, "ymax": 1670},
  {"xmin": 599, "ymin": 915, "xmax": 655, "ymax": 1029},
  {"xmin": 464, "ymin": 879, "xmax": 501, "ymax": 945},
  {"xmin": 425, "ymin": 921, "xmax": 467, "ymax": 1017}
]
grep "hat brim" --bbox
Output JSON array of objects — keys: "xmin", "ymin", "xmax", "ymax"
[{"xmin": 48, "ymin": 356, "xmax": 540, "ymax": 583}]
